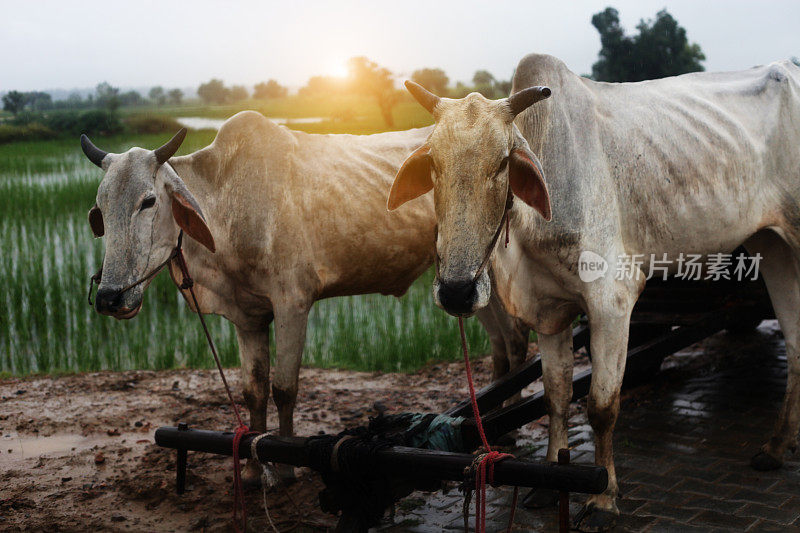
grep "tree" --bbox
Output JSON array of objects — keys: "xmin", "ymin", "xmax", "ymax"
[
  {"xmin": 411, "ymin": 68, "xmax": 449, "ymax": 95},
  {"xmin": 299, "ymin": 75, "xmax": 347, "ymax": 97},
  {"xmin": 119, "ymin": 90, "xmax": 145, "ymax": 107},
  {"xmin": 95, "ymin": 82, "xmax": 120, "ymax": 111},
  {"xmin": 451, "ymin": 81, "xmax": 471, "ymax": 98},
  {"xmin": 2, "ymin": 91, "xmax": 26, "ymax": 115},
  {"xmin": 167, "ymin": 88, "xmax": 183, "ymax": 105},
  {"xmin": 26, "ymin": 91, "xmax": 53, "ymax": 111},
  {"xmin": 472, "ymin": 70, "xmax": 497, "ymax": 97},
  {"xmin": 197, "ymin": 79, "xmax": 229, "ymax": 104},
  {"xmin": 148, "ymin": 86, "xmax": 166, "ymax": 105},
  {"xmin": 347, "ymin": 56, "xmax": 400, "ymax": 127},
  {"xmin": 494, "ymin": 79, "xmax": 512, "ymax": 97},
  {"xmin": 591, "ymin": 7, "xmax": 705, "ymax": 82},
  {"xmin": 229, "ymin": 85, "xmax": 249, "ymax": 102},
  {"xmin": 253, "ymin": 79, "xmax": 288, "ymax": 100},
  {"xmin": 66, "ymin": 91, "xmax": 84, "ymax": 108}
]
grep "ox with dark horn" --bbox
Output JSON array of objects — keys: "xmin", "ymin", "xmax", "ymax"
[
  {"xmin": 154, "ymin": 128, "xmax": 187, "ymax": 165},
  {"xmin": 506, "ymin": 86, "xmax": 552, "ymax": 117},
  {"xmin": 80, "ymin": 127, "xmax": 187, "ymax": 169},
  {"xmin": 405, "ymin": 80, "xmax": 441, "ymax": 114},
  {"xmin": 80, "ymin": 134, "xmax": 108, "ymax": 168}
]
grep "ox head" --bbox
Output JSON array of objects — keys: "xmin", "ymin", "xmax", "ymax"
[
  {"xmin": 83, "ymin": 129, "xmax": 215, "ymax": 319},
  {"xmin": 388, "ymin": 82, "xmax": 552, "ymax": 317}
]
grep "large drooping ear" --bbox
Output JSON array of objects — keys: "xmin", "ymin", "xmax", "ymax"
[
  {"xmin": 387, "ymin": 145, "xmax": 433, "ymax": 211},
  {"xmin": 162, "ymin": 170, "xmax": 216, "ymax": 253},
  {"xmin": 88, "ymin": 204, "xmax": 104, "ymax": 237},
  {"xmin": 509, "ymin": 147, "xmax": 552, "ymax": 221}
]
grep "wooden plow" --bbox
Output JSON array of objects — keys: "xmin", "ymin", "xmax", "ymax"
[{"xmin": 155, "ymin": 256, "xmax": 773, "ymax": 532}]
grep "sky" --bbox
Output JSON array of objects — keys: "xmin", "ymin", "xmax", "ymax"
[{"xmin": 2, "ymin": 0, "xmax": 799, "ymax": 93}]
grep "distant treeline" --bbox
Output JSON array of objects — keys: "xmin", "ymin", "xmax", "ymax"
[
  {"xmin": 1, "ymin": 82, "xmax": 185, "ymax": 115},
  {"xmin": 0, "ymin": 6, "xmax": 735, "ymax": 144},
  {"xmin": 0, "ymin": 110, "xmax": 182, "ymax": 144}
]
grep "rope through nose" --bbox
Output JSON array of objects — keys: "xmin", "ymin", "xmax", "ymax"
[{"xmin": 458, "ymin": 317, "xmax": 518, "ymax": 533}]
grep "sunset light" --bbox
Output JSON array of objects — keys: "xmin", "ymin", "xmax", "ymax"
[
  {"xmin": 3, "ymin": 1, "xmax": 800, "ymax": 531},
  {"xmin": 327, "ymin": 58, "xmax": 350, "ymax": 79}
]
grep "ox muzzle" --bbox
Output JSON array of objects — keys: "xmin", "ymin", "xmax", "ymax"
[
  {"xmin": 94, "ymin": 285, "xmax": 142, "ymax": 319},
  {"xmin": 433, "ymin": 270, "xmax": 491, "ymax": 317}
]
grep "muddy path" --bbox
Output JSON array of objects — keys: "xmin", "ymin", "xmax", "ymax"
[
  {"xmin": 1, "ymin": 318, "xmax": 747, "ymax": 533},
  {"xmin": 1, "ymin": 345, "xmax": 567, "ymax": 532}
]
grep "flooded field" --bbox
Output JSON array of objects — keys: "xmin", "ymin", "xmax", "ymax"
[
  {"xmin": 0, "ymin": 130, "xmax": 488, "ymax": 376},
  {"xmin": 175, "ymin": 116, "xmax": 325, "ymax": 130}
]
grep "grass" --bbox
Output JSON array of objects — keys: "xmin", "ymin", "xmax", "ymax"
[{"xmin": 0, "ymin": 109, "xmax": 489, "ymax": 377}]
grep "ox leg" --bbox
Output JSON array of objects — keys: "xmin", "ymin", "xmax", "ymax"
[
  {"xmin": 523, "ymin": 327, "xmax": 574, "ymax": 509},
  {"xmin": 541, "ymin": 328, "xmax": 575, "ymax": 461},
  {"xmin": 744, "ymin": 231, "xmax": 800, "ymax": 470},
  {"xmin": 271, "ymin": 299, "xmax": 311, "ymax": 483},
  {"xmin": 235, "ymin": 322, "xmax": 272, "ymax": 487},
  {"xmin": 475, "ymin": 303, "xmax": 509, "ymax": 383},
  {"xmin": 575, "ymin": 288, "xmax": 636, "ymax": 532},
  {"xmin": 477, "ymin": 295, "xmax": 531, "ymax": 400}
]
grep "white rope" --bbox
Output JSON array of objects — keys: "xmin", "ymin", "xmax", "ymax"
[{"xmin": 250, "ymin": 433, "xmax": 280, "ymax": 533}]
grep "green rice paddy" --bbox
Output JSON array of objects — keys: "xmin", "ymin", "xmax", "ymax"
[{"xmin": 0, "ymin": 127, "xmax": 489, "ymax": 376}]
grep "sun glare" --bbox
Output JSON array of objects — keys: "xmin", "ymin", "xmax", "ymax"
[{"xmin": 328, "ymin": 59, "xmax": 349, "ymax": 79}]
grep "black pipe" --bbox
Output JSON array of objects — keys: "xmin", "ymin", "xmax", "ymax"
[
  {"xmin": 155, "ymin": 427, "xmax": 608, "ymax": 494},
  {"xmin": 444, "ymin": 355, "xmax": 543, "ymax": 418}
]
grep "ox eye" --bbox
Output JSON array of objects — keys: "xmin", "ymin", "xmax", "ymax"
[
  {"xmin": 494, "ymin": 157, "xmax": 509, "ymax": 177},
  {"xmin": 139, "ymin": 196, "xmax": 156, "ymax": 211}
]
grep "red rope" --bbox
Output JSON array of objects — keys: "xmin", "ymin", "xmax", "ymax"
[
  {"xmin": 175, "ymin": 248, "xmax": 255, "ymax": 532},
  {"xmin": 232, "ymin": 425, "xmax": 257, "ymax": 532},
  {"xmin": 458, "ymin": 318, "xmax": 518, "ymax": 533}
]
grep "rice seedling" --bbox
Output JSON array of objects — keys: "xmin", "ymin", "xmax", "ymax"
[{"xmin": 0, "ymin": 128, "xmax": 489, "ymax": 376}]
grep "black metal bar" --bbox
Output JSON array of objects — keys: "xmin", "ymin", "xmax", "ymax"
[
  {"xmin": 473, "ymin": 317, "xmax": 729, "ymax": 443},
  {"xmin": 445, "ymin": 355, "xmax": 542, "ymax": 417},
  {"xmin": 558, "ymin": 448, "xmax": 570, "ymax": 533},
  {"xmin": 572, "ymin": 323, "xmax": 591, "ymax": 351},
  {"xmin": 154, "ymin": 427, "xmax": 608, "ymax": 494},
  {"xmin": 375, "ymin": 447, "xmax": 606, "ymax": 493},
  {"xmin": 176, "ymin": 422, "xmax": 188, "ymax": 495},
  {"xmin": 445, "ymin": 321, "xmax": 594, "ymax": 420}
]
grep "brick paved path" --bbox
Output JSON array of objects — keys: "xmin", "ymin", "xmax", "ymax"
[{"xmin": 384, "ymin": 321, "xmax": 800, "ymax": 532}]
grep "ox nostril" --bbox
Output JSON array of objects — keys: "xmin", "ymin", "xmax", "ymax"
[
  {"xmin": 95, "ymin": 287, "xmax": 122, "ymax": 313},
  {"xmin": 438, "ymin": 279, "xmax": 477, "ymax": 315}
]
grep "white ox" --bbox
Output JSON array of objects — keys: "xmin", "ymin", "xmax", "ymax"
[
  {"xmin": 81, "ymin": 111, "xmax": 529, "ymax": 483},
  {"xmin": 388, "ymin": 55, "xmax": 800, "ymax": 530}
]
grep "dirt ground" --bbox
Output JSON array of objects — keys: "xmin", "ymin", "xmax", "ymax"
[{"xmin": 1, "ymin": 346, "xmax": 569, "ymax": 532}]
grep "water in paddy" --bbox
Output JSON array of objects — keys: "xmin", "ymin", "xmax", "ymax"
[
  {"xmin": 175, "ymin": 116, "xmax": 325, "ymax": 130},
  {"xmin": 0, "ymin": 132, "xmax": 488, "ymax": 376}
]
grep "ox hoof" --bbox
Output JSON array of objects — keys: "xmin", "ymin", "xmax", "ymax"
[
  {"xmin": 751, "ymin": 450, "xmax": 783, "ymax": 471},
  {"xmin": 573, "ymin": 503, "xmax": 618, "ymax": 532},
  {"xmin": 522, "ymin": 487, "xmax": 558, "ymax": 509}
]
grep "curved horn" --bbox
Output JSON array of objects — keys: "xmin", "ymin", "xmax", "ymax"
[
  {"xmin": 405, "ymin": 80, "xmax": 441, "ymax": 114},
  {"xmin": 154, "ymin": 128, "xmax": 187, "ymax": 165},
  {"xmin": 80, "ymin": 134, "xmax": 108, "ymax": 168},
  {"xmin": 507, "ymin": 86, "xmax": 552, "ymax": 117}
]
